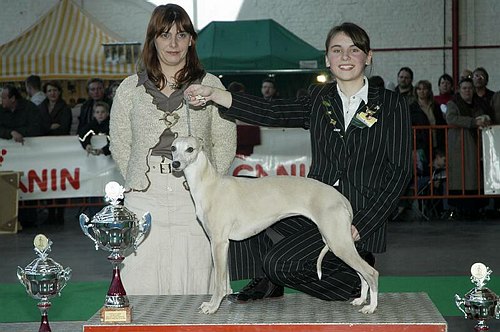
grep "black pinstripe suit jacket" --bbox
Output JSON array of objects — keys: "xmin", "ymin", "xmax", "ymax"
[{"xmin": 223, "ymin": 82, "xmax": 412, "ymax": 253}]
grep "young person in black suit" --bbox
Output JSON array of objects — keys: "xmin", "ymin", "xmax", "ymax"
[{"xmin": 185, "ymin": 22, "xmax": 412, "ymax": 303}]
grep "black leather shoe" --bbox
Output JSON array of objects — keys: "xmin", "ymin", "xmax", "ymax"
[{"xmin": 227, "ymin": 277, "xmax": 284, "ymax": 303}]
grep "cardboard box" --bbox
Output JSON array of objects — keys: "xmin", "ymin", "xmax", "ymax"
[{"xmin": 0, "ymin": 171, "xmax": 22, "ymax": 234}]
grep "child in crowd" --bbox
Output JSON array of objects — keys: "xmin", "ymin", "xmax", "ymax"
[{"xmin": 78, "ymin": 101, "xmax": 110, "ymax": 156}]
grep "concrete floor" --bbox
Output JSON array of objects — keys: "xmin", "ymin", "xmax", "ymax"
[{"xmin": 2, "ymin": 206, "xmax": 500, "ymax": 331}]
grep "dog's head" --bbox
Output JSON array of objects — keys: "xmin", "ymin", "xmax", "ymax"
[{"xmin": 171, "ymin": 136, "xmax": 203, "ymax": 172}]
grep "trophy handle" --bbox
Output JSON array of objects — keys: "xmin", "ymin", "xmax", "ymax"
[
  {"xmin": 16, "ymin": 266, "xmax": 26, "ymax": 285},
  {"xmin": 79, "ymin": 214, "xmax": 102, "ymax": 250},
  {"xmin": 454, "ymin": 294, "xmax": 467, "ymax": 317},
  {"xmin": 134, "ymin": 212, "xmax": 151, "ymax": 250},
  {"xmin": 16, "ymin": 266, "xmax": 32, "ymax": 297},
  {"xmin": 57, "ymin": 267, "xmax": 72, "ymax": 295}
]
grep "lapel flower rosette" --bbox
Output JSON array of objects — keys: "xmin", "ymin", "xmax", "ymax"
[{"xmin": 351, "ymin": 103, "xmax": 381, "ymax": 129}]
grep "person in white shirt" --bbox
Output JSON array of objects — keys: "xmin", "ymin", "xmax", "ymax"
[{"xmin": 25, "ymin": 75, "xmax": 46, "ymax": 106}]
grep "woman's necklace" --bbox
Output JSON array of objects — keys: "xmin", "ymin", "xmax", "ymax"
[{"xmin": 166, "ymin": 78, "xmax": 180, "ymax": 90}]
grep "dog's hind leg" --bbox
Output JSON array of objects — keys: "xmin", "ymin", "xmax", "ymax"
[
  {"xmin": 328, "ymin": 239, "xmax": 379, "ymax": 313},
  {"xmin": 343, "ymin": 254, "xmax": 378, "ymax": 313},
  {"xmin": 359, "ymin": 271, "xmax": 378, "ymax": 314},
  {"xmin": 314, "ymin": 208, "xmax": 378, "ymax": 313},
  {"xmin": 350, "ymin": 271, "xmax": 368, "ymax": 306},
  {"xmin": 199, "ymin": 239, "xmax": 230, "ymax": 314},
  {"xmin": 328, "ymin": 233, "xmax": 379, "ymax": 314}
]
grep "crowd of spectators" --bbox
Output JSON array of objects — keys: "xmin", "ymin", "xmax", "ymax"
[
  {"xmin": 1, "ymin": 69, "xmax": 500, "ymax": 224},
  {"xmin": 0, "ymin": 76, "xmax": 117, "ymax": 227},
  {"xmin": 0, "ymin": 76, "xmax": 118, "ymax": 143},
  {"xmin": 387, "ymin": 67, "xmax": 499, "ymax": 220}
]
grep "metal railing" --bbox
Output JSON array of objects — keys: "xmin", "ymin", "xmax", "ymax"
[{"xmin": 402, "ymin": 124, "xmax": 499, "ymax": 200}]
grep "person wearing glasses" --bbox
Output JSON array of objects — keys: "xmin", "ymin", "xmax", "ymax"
[{"xmin": 109, "ymin": 4, "xmax": 236, "ymax": 295}]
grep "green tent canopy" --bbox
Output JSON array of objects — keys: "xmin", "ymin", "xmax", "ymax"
[{"xmin": 197, "ymin": 19, "xmax": 325, "ymax": 74}]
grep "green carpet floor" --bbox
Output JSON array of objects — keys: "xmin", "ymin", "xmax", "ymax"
[{"xmin": 1, "ymin": 276, "xmax": 498, "ymax": 323}]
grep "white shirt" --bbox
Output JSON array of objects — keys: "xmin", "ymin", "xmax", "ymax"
[
  {"xmin": 336, "ymin": 77, "xmax": 369, "ymax": 127},
  {"xmin": 30, "ymin": 91, "xmax": 46, "ymax": 106}
]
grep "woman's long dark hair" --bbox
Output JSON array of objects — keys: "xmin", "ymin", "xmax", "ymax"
[{"xmin": 139, "ymin": 4, "xmax": 204, "ymax": 89}]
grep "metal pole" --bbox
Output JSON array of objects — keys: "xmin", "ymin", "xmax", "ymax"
[
  {"xmin": 452, "ymin": 0, "xmax": 459, "ymax": 88},
  {"xmin": 193, "ymin": 0, "xmax": 198, "ymax": 30}
]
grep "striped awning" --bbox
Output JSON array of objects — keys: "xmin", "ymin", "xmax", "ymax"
[{"xmin": 0, "ymin": 0, "xmax": 138, "ymax": 82}]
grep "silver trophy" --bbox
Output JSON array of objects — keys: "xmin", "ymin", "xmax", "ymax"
[
  {"xmin": 79, "ymin": 181, "xmax": 151, "ymax": 323},
  {"xmin": 17, "ymin": 234, "xmax": 72, "ymax": 332},
  {"xmin": 455, "ymin": 262, "xmax": 500, "ymax": 331}
]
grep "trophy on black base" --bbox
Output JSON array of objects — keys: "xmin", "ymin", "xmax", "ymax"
[
  {"xmin": 80, "ymin": 181, "xmax": 151, "ymax": 323},
  {"xmin": 17, "ymin": 234, "xmax": 72, "ymax": 332},
  {"xmin": 455, "ymin": 262, "xmax": 500, "ymax": 331}
]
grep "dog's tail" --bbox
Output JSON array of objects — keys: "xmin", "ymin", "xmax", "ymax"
[{"xmin": 316, "ymin": 245, "xmax": 329, "ymax": 280}]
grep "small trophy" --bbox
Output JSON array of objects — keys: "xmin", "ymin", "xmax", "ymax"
[
  {"xmin": 79, "ymin": 130, "xmax": 109, "ymax": 155},
  {"xmin": 17, "ymin": 234, "xmax": 72, "ymax": 332},
  {"xmin": 455, "ymin": 262, "xmax": 500, "ymax": 331},
  {"xmin": 80, "ymin": 181, "xmax": 151, "ymax": 323},
  {"xmin": 89, "ymin": 133, "xmax": 109, "ymax": 155}
]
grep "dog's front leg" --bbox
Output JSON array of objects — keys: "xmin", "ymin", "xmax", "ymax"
[{"xmin": 199, "ymin": 240, "xmax": 230, "ymax": 314}]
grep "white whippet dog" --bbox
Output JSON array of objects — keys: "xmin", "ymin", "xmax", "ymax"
[{"xmin": 171, "ymin": 136, "xmax": 378, "ymax": 314}]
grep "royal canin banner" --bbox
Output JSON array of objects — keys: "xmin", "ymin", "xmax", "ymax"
[
  {"xmin": 0, "ymin": 131, "xmax": 312, "ymax": 201},
  {"xmin": 230, "ymin": 127, "xmax": 312, "ymax": 178},
  {"xmin": 0, "ymin": 136, "xmax": 124, "ymax": 200},
  {"xmin": 229, "ymin": 154, "xmax": 310, "ymax": 178}
]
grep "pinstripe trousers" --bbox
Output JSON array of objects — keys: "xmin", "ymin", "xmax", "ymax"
[{"xmin": 229, "ymin": 216, "xmax": 369, "ymax": 301}]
